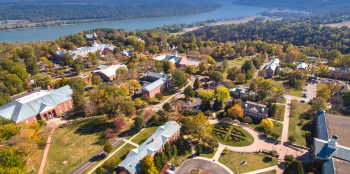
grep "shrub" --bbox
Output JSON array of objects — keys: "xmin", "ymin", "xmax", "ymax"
[
  {"xmin": 155, "ymin": 93, "xmax": 163, "ymax": 100},
  {"xmin": 224, "ymin": 147, "xmax": 229, "ymax": 152},
  {"xmin": 243, "ymin": 116, "xmax": 252, "ymax": 123},
  {"xmin": 104, "ymin": 143, "xmax": 113, "ymax": 154},
  {"xmin": 95, "ymin": 166, "xmax": 104, "ymax": 174},
  {"xmin": 163, "ymin": 103, "xmax": 172, "ymax": 111},
  {"xmin": 141, "ymin": 95, "xmax": 151, "ymax": 103},
  {"xmin": 285, "ymin": 155, "xmax": 295, "ymax": 166},
  {"xmin": 103, "ymin": 157, "xmax": 122, "ymax": 172},
  {"xmin": 104, "ymin": 128, "xmax": 116, "ymax": 139},
  {"xmin": 37, "ymin": 119, "xmax": 46, "ymax": 126},
  {"xmin": 288, "ymin": 135, "xmax": 296, "ymax": 143},
  {"xmin": 269, "ymin": 151, "xmax": 277, "ymax": 157},
  {"xmin": 204, "ymin": 110, "xmax": 212, "ymax": 117},
  {"xmin": 271, "ymin": 132, "xmax": 280, "ymax": 139}
]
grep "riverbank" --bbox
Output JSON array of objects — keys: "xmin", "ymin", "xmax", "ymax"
[{"xmin": 183, "ymin": 14, "xmax": 282, "ymax": 32}]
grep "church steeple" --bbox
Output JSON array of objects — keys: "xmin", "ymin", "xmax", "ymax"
[{"xmin": 93, "ymin": 31, "xmax": 97, "ymax": 37}]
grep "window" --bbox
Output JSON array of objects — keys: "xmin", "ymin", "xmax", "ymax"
[
  {"xmin": 60, "ymin": 110, "xmax": 62, "ymax": 113},
  {"xmin": 34, "ymin": 117, "xmax": 36, "ymax": 120},
  {"xmin": 69, "ymin": 101, "xmax": 71, "ymax": 103},
  {"xmin": 64, "ymin": 103, "xmax": 66, "ymax": 106},
  {"xmin": 26, "ymin": 120, "xmax": 29, "ymax": 123},
  {"xmin": 59, "ymin": 105, "xmax": 61, "ymax": 108},
  {"xmin": 70, "ymin": 105, "xmax": 72, "ymax": 108}
]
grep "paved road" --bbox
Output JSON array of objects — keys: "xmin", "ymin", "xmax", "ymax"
[
  {"xmin": 176, "ymin": 159, "xmax": 230, "ymax": 174},
  {"xmin": 70, "ymin": 128, "xmax": 135, "ymax": 174}
]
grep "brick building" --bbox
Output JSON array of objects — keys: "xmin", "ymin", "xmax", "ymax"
[
  {"xmin": 241, "ymin": 101, "xmax": 269, "ymax": 119},
  {"xmin": 142, "ymin": 71, "xmax": 172, "ymax": 98},
  {"xmin": 155, "ymin": 51, "xmax": 200, "ymax": 68},
  {"xmin": 118, "ymin": 121, "xmax": 181, "ymax": 174},
  {"xmin": 264, "ymin": 58, "xmax": 280, "ymax": 78},
  {"xmin": 93, "ymin": 64, "xmax": 127, "ymax": 81},
  {"xmin": 0, "ymin": 85, "xmax": 74, "ymax": 124}
]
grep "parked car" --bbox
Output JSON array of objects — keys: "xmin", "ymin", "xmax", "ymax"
[
  {"xmin": 300, "ymin": 100, "xmax": 305, "ymax": 103},
  {"xmin": 303, "ymin": 88, "xmax": 308, "ymax": 91},
  {"xmin": 186, "ymin": 101, "xmax": 191, "ymax": 105}
]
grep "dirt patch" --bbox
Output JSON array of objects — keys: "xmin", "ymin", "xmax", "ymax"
[{"xmin": 322, "ymin": 21, "xmax": 350, "ymax": 28}]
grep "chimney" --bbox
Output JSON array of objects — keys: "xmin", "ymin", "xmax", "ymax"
[
  {"xmin": 328, "ymin": 135, "xmax": 338, "ymax": 149},
  {"xmin": 152, "ymin": 137, "xmax": 155, "ymax": 142},
  {"xmin": 163, "ymin": 74, "xmax": 166, "ymax": 78},
  {"xmin": 147, "ymin": 70, "xmax": 150, "ymax": 78},
  {"xmin": 47, "ymin": 85, "xmax": 51, "ymax": 91}
]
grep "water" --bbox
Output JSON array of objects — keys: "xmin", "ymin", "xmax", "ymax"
[{"xmin": 0, "ymin": 1, "xmax": 267, "ymax": 43}]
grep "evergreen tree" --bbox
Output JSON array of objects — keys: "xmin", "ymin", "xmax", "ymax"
[
  {"xmin": 141, "ymin": 155, "xmax": 158, "ymax": 174},
  {"xmin": 193, "ymin": 77, "xmax": 201, "ymax": 90},
  {"xmin": 159, "ymin": 152, "xmax": 168, "ymax": 168},
  {"xmin": 200, "ymin": 99, "xmax": 211, "ymax": 112},
  {"xmin": 164, "ymin": 142, "xmax": 172, "ymax": 159},
  {"xmin": 213, "ymin": 98, "xmax": 223, "ymax": 110},
  {"xmin": 171, "ymin": 145, "xmax": 177, "ymax": 157},
  {"xmin": 153, "ymin": 155, "xmax": 162, "ymax": 171}
]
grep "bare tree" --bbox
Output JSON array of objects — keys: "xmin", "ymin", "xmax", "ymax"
[
  {"xmin": 83, "ymin": 100, "xmax": 97, "ymax": 117},
  {"xmin": 330, "ymin": 96, "xmax": 345, "ymax": 111}
]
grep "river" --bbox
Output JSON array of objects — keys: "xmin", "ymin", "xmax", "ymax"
[{"xmin": 0, "ymin": 1, "xmax": 267, "ymax": 43}]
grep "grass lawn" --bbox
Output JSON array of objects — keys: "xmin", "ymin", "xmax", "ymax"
[
  {"xmin": 169, "ymin": 137, "xmax": 192, "ymax": 166},
  {"xmin": 245, "ymin": 119, "xmax": 283, "ymax": 140},
  {"xmin": 268, "ymin": 79, "xmax": 304, "ymax": 98},
  {"xmin": 199, "ymin": 148, "xmax": 217, "ymax": 159},
  {"xmin": 66, "ymin": 110, "xmax": 85, "ymax": 120},
  {"xmin": 269, "ymin": 104, "xmax": 285, "ymax": 122},
  {"xmin": 286, "ymin": 88, "xmax": 303, "ymax": 98},
  {"xmin": 227, "ymin": 58, "xmax": 247, "ymax": 67},
  {"xmin": 259, "ymin": 170, "xmax": 277, "ymax": 174},
  {"xmin": 150, "ymin": 88, "xmax": 177, "ymax": 105},
  {"xmin": 25, "ymin": 128, "xmax": 52, "ymax": 174},
  {"xmin": 131, "ymin": 126, "xmax": 158, "ymax": 145},
  {"xmin": 219, "ymin": 152, "xmax": 278, "ymax": 174},
  {"xmin": 170, "ymin": 31, "xmax": 185, "ymax": 36},
  {"xmin": 317, "ymin": 83, "xmax": 327, "ymax": 89},
  {"xmin": 81, "ymin": 142, "xmax": 126, "ymax": 174},
  {"xmin": 210, "ymin": 124, "xmax": 254, "ymax": 147},
  {"xmin": 288, "ymin": 100, "xmax": 314, "ymax": 147},
  {"xmin": 44, "ymin": 117, "xmax": 133, "ymax": 174}
]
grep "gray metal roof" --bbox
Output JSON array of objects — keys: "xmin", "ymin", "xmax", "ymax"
[
  {"xmin": 143, "ymin": 71, "xmax": 165, "ymax": 79},
  {"xmin": 316, "ymin": 110, "xmax": 329, "ymax": 141},
  {"xmin": 323, "ymin": 158, "xmax": 336, "ymax": 174},
  {"xmin": 142, "ymin": 71, "xmax": 171, "ymax": 92},
  {"xmin": 0, "ymin": 85, "xmax": 73, "ymax": 123},
  {"xmin": 164, "ymin": 55, "xmax": 182, "ymax": 64},
  {"xmin": 118, "ymin": 121, "xmax": 181, "ymax": 174},
  {"xmin": 314, "ymin": 138, "xmax": 350, "ymax": 162}
]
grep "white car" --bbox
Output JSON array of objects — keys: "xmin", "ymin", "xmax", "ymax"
[{"xmin": 186, "ymin": 101, "xmax": 191, "ymax": 105}]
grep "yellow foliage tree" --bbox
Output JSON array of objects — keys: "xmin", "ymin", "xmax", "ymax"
[
  {"xmin": 316, "ymin": 86, "xmax": 331, "ymax": 100},
  {"xmin": 216, "ymin": 87, "xmax": 230, "ymax": 103},
  {"xmin": 141, "ymin": 155, "xmax": 158, "ymax": 174},
  {"xmin": 260, "ymin": 119, "xmax": 274, "ymax": 131},
  {"xmin": 198, "ymin": 89, "xmax": 215, "ymax": 101},
  {"xmin": 190, "ymin": 112, "xmax": 211, "ymax": 142},
  {"xmin": 121, "ymin": 85, "xmax": 130, "ymax": 96},
  {"xmin": 227, "ymin": 104, "xmax": 244, "ymax": 119}
]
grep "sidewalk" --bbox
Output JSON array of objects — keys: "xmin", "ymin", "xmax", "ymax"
[
  {"xmin": 242, "ymin": 166, "xmax": 277, "ymax": 174},
  {"xmin": 193, "ymin": 157, "xmax": 234, "ymax": 174},
  {"xmin": 38, "ymin": 127, "xmax": 56, "ymax": 174}
]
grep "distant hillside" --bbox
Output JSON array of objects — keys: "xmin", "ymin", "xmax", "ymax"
[
  {"xmin": 233, "ymin": 0, "xmax": 350, "ymax": 14},
  {"xmin": 0, "ymin": 1, "xmax": 221, "ymax": 22}
]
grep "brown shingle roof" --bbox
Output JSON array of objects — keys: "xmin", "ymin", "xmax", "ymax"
[{"xmin": 325, "ymin": 113, "xmax": 350, "ymax": 147}]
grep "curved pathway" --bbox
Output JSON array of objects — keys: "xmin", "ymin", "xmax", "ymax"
[
  {"xmin": 176, "ymin": 159, "xmax": 230, "ymax": 174},
  {"xmin": 210, "ymin": 119, "xmax": 275, "ymax": 153}
]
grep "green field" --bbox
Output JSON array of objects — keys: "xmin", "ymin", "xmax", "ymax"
[
  {"xmin": 210, "ymin": 123, "xmax": 254, "ymax": 147},
  {"xmin": 317, "ymin": 83, "xmax": 327, "ymax": 89},
  {"xmin": 44, "ymin": 117, "xmax": 133, "ymax": 174},
  {"xmin": 131, "ymin": 126, "xmax": 158, "ymax": 145},
  {"xmin": 245, "ymin": 119, "xmax": 283, "ymax": 140},
  {"xmin": 288, "ymin": 99, "xmax": 313, "ymax": 147},
  {"xmin": 219, "ymin": 152, "xmax": 278, "ymax": 174},
  {"xmin": 227, "ymin": 58, "xmax": 248, "ymax": 67},
  {"xmin": 270, "ymin": 104, "xmax": 286, "ymax": 122}
]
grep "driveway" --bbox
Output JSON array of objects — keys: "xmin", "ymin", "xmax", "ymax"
[{"xmin": 176, "ymin": 159, "xmax": 230, "ymax": 174}]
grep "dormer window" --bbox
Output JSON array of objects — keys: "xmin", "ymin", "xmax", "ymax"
[
  {"xmin": 261, "ymin": 108, "xmax": 264, "ymax": 113},
  {"xmin": 244, "ymin": 104, "xmax": 248, "ymax": 108}
]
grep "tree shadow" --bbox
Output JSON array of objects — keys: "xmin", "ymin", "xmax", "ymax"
[{"xmin": 263, "ymin": 157, "xmax": 272, "ymax": 163}]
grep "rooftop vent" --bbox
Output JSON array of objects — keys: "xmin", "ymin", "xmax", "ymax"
[
  {"xmin": 152, "ymin": 137, "xmax": 155, "ymax": 142},
  {"xmin": 328, "ymin": 135, "xmax": 338, "ymax": 150},
  {"xmin": 244, "ymin": 104, "xmax": 248, "ymax": 108}
]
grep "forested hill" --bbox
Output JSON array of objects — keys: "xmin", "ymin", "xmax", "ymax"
[
  {"xmin": 184, "ymin": 21, "xmax": 350, "ymax": 54},
  {"xmin": 233, "ymin": 0, "xmax": 350, "ymax": 14},
  {"xmin": 0, "ymin": 1, "xmax": 221, "ymax": 22}
]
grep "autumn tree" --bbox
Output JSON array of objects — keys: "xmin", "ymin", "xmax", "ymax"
[
  {"xmin": 227, "ymin": 104, "xmax": 244, "ymax": 119},
  {"xmin": 185, "ymin": 65, "xmax": 196, "ymax": 74},
  {"xmin": 0, "ymin": 147, "xmax": 24, "ymax": 173},
  {"xmin": 92, "ymin": 75, "xmax": 103, "ymax": 85},
  {"xmin": 193, "ymin": 77, "xmax": 201, "ymax": 90},
  {"xmin": 316, "ymin": 86, "xmax": 331, "ymax": 100},
  {"xmin": 312, "ymin": 97, "xmax": 327, "ymax": 111},
  {"xmin": 184, "ymin": 86, "xmax": 195, "ymax": 99},
  {"xmin": 216, "ymin": 87, "xmax": 230, "ymax": 103},
  {"xmin": 189, "ymin": 112, "xmax": 211, "ymax": 142},
  {"xmin": 114, "ymin": 118, "xmax": 126, "ymax": 132},
  {"xmin": 163, "ymin": 60, "xmax": 175, "ymax": 72},
  {"xmin": 227, "ymin": 67, "xmax": 239, "ymax": 81},
  {"xmin": 104, "ymin": 143, "xmax": 113, "ymax": 154},
  {"xmin": 141, "ymin": 155, "xmax": 158, "ymax": 174},
  {"xmin": 260, "ymin": 119, "xmax": 274, "ymax": 132},
  {"xmin": 236, "ymin": 73, "xmax": 246, "ymax": 84}
]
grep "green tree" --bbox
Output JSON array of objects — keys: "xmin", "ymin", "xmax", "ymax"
[
  {"xmin": 10, "ymin": 66, "xmax": 29, "ymax": 81},
  {"xmin": 66, "ymin": 77, "xmax": 86, "ymax": 102},
  {"xmin": 63, "ymin": 52, "xmax": 74, "ymax": 67},
  {"xmin": 135, "ymin": 41, "xmax": 145, "ymax": 52},
  {"xmin": 284, "ymin": 160, "xmax": 304, "ymax": 174},
  {"xmin": 153, "ymin": 155, "xmax": 162, "ymax": 171},
  {"xmin": 222, "ymin": 59, "xmax": 229, "ymax": 70},
  {"xmin": 236, "ymin": 73, "xmax": 246, "ymax": 84},
  {"xmin": 134, "ymin": 116, "xmax": 146, "ymax": 131},
  {"xmin": 95, "ymin": 166, "xmax": 104, "ymax": 174},
  {"xmin": 0, "ymin": 92, "xmax": 11, "ymax": 107},
  {"xmin": 312, "ymin": 97, "xmax": 327, "ymax": 111},
  {"xmin": 0, "ymin": 147, "xmax": 24, "ymax": 171},
  {"xmin": 104, "ymin": 143, "xmax": 113, "ymax": 154},
  {"xmin": 92, "ymin": 75, "xmax": 103, "ymax": 85},
  {"xmin": 159, "ymin": 152, "xmax": 168, "ymax": 169},
  {"xmin": 184, "ymin": 86, "xmax": 195, "ymax": 99},
  {"xmin": 25, "ymin": 57, "xmax": 39, "ymax": 75},
  {"xmin": 163, "ymin": 60, "xmax": 175, "ymax": 72},
  {"xmin": 162, "ymin": 103, "xmax": 172, "ymax": 111},
  {"xmin": 199, "ymin": 63, "xmax": 207, "ymax": 74},
  {"xmin": 245, "ymin": 70, "xmax": 254, "ymax": 80},
  {"xmin": 227, "ymin": 67, "xmax": 239, "ymax": 81},
  {"xmin": 185, "ymin": 65, "xmax": 196, "ymax": 74},
  {"xmin": 241, "ymin": 59, "xmax": 256, "ymax": 73},
  {"xmin": 164, "ymin": 142, "xmax": 172, "ymax": 159},
  {"xmin": 193, "ymin": 77, "xmax": 201, "ymax": 90},
  {"xmin": 141, "ymin": 155, "xmax": 158, "ymax": 174},
  {"xmin": 210, "ymin": 71, "xmax": 224, "ymax": 83},
  {"xmin": 172, "ymin": 69, "xmax": 188, "ymax": 88},
  {"xmin": 189, "ymin": 112, "xmax": 211, "ymax": 142}
]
